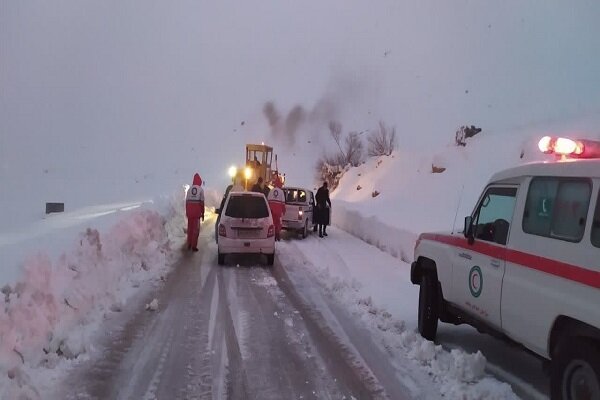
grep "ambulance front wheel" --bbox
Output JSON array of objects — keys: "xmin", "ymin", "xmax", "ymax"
[{"xmin": 418, "ymin": 274, "xmax": 439, "ymax": 341}]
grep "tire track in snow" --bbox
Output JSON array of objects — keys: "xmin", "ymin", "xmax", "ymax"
[
  {"xmin": 216, "ymin": 267, "xmax": 249, "ymax": 399},
  {"xmin": 226, "ymin": 265, "xmax": 353, "ymax": 399},
  {"xmin": 53, "ymin": 238, "xmax": 218, "ymax": 400},
  {"xmin": 272, "ymin": 252, "xmax": 416, "ymax": 400}
]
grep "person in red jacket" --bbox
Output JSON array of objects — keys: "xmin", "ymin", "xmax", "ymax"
[
  {"xmin": 186, "ymin": 173, "xmax": 205, "ymax": 251},
  {"xmin": 267, "ymin": 176, "xmax": 286, "ymax": 241}
]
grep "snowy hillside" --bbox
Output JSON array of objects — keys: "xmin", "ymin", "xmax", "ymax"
[
  {"xmin": 3, "ymin": 0, "xmax": 600, "ymax": 231},
  {"xmin": 329, "ymin": 114, "xmax": 600, "ymax": 260}
]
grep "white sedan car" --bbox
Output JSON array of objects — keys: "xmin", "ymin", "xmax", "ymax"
[{"xmin": 217, "ymin": 191, "xmax": 275, "ymax": 266}]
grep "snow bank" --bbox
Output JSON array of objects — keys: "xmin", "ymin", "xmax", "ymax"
[
  {"xmin": 0, "ymin": 193, "xmax": 187, "ymax": 399},
  {"xmin": 329, "ymin": 127, "xmax": 569, "ymax": 260},
  {"xmin": 279, "ymin": 235, "xmax": 518, "ymax": 399},
  {"xmin": 332, "ymin": 201, "xmax": 417, "ymax": 263},
  {"xmin": 332, "ymin": 119, "xmax": 600, "ymax": 250}
]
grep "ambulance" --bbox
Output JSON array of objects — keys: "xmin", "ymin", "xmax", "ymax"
[{"xmin": 411, "ymin": 136, "xmax": 600, "ymax": 399}]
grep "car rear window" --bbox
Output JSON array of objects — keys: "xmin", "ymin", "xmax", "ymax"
[
  {"xmin": 284, "ymin": 189, "xmax": 307, "ymax": 203},
  {"xmin": 225, "ymin": 195, "xmax": 269, "ymax": 218}
]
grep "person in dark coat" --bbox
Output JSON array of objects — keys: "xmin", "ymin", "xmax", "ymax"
[
  {"xmin": 215, "ymin": 173, "xmax": 245, "ymax": 243},
  {"xmin": 315, "ymin": 181, "xmax": 331, "ymax": 238},
  {"xmin": 251, "ymin": 177, "xmax": 269, "ymax": 196}
]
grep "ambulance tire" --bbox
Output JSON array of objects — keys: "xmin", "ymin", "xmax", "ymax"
[
  {"xmin": 418, "ymin": 274, "xmax": 439, "ymax": 341},
  {"xmin": 218, "ymin": 252, "xmax": 225, "ymax": 266},
  {"xmin": 551, "ymin": 339, "xmax": 600, "ymax": 400},
  {"xmin": 302, "ymin": 220, "xmax": 309, "ymax": 239}
]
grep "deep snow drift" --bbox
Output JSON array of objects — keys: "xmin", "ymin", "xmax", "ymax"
[{"xmin": 0, "ymin": 192, "xmax": 188, "ymax": 399}]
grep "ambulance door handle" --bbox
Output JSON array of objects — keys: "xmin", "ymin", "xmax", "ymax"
[{"xmin": 490, "ymin": 259, "xmax": 501, "ymax": 268}]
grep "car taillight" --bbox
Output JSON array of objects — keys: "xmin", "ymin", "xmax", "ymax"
[
  {"xmin": 298, "ymin": 209, "xmax": 303, "ymax": 220},
  {"xmin": 218, "ymin": 224, "xmax": 227, "ymax": 237},
  {"xmin": 267, "ymin": 225, "xmax": 275, "ymax": 238}
]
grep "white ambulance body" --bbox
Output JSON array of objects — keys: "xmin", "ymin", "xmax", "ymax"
[{"xmin": 411, "ymin": 136, "xmax": 600, "ymax": 399}]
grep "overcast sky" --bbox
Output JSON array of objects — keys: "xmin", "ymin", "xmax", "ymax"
[{"xmin": 2, "ymin": 0, "xmax": 600, "ymax": 195}]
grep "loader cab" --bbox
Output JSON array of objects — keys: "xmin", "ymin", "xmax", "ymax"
[{"xmin": 246, "ymin": 144, "xmax": 273, "ymax": 186}]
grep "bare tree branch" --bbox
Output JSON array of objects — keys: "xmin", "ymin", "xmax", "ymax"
[
  {"xmin": 345, "ymin": 132, "xmax": 364, "ymax": 167},
  {"xmin": 368, "ymin": 121, "xmax": 397, "ymax": 156},
  {"xmin": 328, "ymin": 120, "xmax": 345, "ymax": 158}
]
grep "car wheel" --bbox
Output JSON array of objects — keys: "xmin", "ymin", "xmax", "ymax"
[
  {"xmin": 302, "ymin": 220, "xmax": 309, "ymax": 239},
  {"xmin": 218, "ymin": 252, "xmax": 225, "ymax": 266},
  {"xmin": 551, "ymin": 339, "xmax": 600, "ymax": 400},
  {"xmin": 266, "ymin": 254, "xmax": 275, "ymax": 266},
  {"xmin": 418, "ymin": 273, "xmax": 439, "ymax": 341}
]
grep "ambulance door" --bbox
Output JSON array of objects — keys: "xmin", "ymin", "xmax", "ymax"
[{"xmin": 454, "ymin": 186, "xmax": 518, "ymax": 329}]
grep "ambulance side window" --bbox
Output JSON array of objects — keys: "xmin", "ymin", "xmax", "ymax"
[
  {"xmin": 523, "ymin": 177, "xmax": 591, "ymax": 242},
  {"xmin": 473, "ymin": 187, "xmax": 517, "ymax": 245},
  {"xmin": 591, "ymin": 192, "xmax": 600, "ymax": 248}
]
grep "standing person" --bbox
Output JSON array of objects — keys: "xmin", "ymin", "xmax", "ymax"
[
  {"xmin": 251, "ymin": 177, "xmax": 266, "ymax": 194},
  {"xmin": 231, "ymin": 171, "xmax": 245, "ymax": 192},
  {"xmin": 315, "ymin": 181, "xmax": 331, "ymax": 238},
  {"xmin": 186, "ymin": 173, "xmax": 205, "ymax": 251},
  {"xmin": 267, "ymin": 176, "xmax": 286, "ymax": 241}
]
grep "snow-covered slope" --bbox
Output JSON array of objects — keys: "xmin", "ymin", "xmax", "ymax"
[{"xmin": 330, "ymin": 115, "xmax": 600, "ymax": 258}]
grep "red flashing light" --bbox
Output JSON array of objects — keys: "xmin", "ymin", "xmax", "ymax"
[
  {"xmin": 554, "ymin": 137, "xmax": 584, "ymax": 156},
  {"xmin": 538, "ymin": 136, "xmax": 553, "ymax": 154},
  {"xmin": 538, "ymin": 136, "xmax": 599, "ymax": 159}
]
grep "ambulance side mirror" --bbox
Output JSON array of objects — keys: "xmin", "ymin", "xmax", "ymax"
[
  {"xmin": 215, "ymin": 208, "xmax": 221, "ymax": 215},
  {"xmin": 464, "ymin": 216, "xmax": 475, "ymax": 243}
]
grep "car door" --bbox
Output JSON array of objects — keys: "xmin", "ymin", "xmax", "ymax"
[
  {"xmin": 452, "ymin": 186, "xmax": 518, "ymax": 329},
  {"xmin": 308, "ymin": 191, "xmax": 315, "ymax": 225}
]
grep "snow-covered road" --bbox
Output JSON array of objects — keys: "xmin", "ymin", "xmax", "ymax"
[
  {"xmin": 48, "ymin": 223, "xmax": 545, "ymax": 400},
  {"xmin": 49, "ymin": 229, "xmax": 414, "ymax": 400}
]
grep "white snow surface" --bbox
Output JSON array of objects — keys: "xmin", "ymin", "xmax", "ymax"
[
  {"xmin": 0, "ymin": 190, "xmax": 188, "ymax": 399},
  {"xmin": 278, "ymin": 231, "xmax": 518, "ymax": 400},
  {"xmin": 331, "ymin": 116, "xmax": 600, "ymax": 254}
]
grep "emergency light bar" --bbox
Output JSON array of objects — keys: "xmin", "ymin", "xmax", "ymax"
[{"xmin": 538, "ymin": 136, "xmax": 600, "ymax": 159}]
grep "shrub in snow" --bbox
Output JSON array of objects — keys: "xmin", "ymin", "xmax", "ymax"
[
  {"xmin": 328, "ymin": 120, "xmax": 343, "ymax": 153},
  {"xmin": 455, "ymin": 125, "xmax": 482, "ymax": 146},
  {"xmin": 356, "ymin": 185, "xmax": 362, "ymax": 191},
  {"xmin": 371, "ymin": 190, "xmax": 380, "ymax": 198},
  {"xmin": 431, "ymin": 164, "xmax": 446, "ymax": 173},
  {"xmin": 344, "ymin": 132, "xmax": 364, "ymax": 167},
  {"xmin": 367, "ymin": 121, "xmax": 397, "ymax": 157},
  {"xmin": 315, "ymin": 157, "xmax": 350, "ymax": 191}
]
